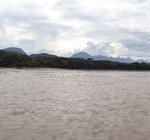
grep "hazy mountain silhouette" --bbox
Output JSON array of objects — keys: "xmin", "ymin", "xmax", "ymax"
[
  {"xmin": 72, "ymin": 52, "xmax": 92, "ymax": 59},
  {"xmin": 30, "ymin": 53, "xmax": 57, "ymax": 58},
  {"xmin": 3, "ymin": 47, "xmax": 27, "ymax": 55},
  {"xmin": 72, "ymin": 52, "xmax": 136, "ymax": 63},
  {"xmin": 1, "ymin": 48, "xmax": 149, "ymax": 63},
  {"xmin": 136, "ymin": 59, "xmax": 149, "ymax": 63}
]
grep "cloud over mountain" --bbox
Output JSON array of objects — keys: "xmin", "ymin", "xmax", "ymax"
[{"xmin": 0, "ymin": 0, "xmax": 150, "ymax": 60}]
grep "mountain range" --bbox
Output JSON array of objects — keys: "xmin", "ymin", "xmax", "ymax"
[
  {"xmin": 0, "ymin": 47, "xmax": 149, "ymax": 63},
  {"xmin": 72, "ymin": 52, "xmax": 135, "ymax": 63}
]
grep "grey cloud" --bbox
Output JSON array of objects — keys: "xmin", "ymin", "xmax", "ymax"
[
  {"xmin": 0, "ymin": 0, "xmax": 150, "ymax": 59},
  {"xmin": 27, "ymin": 21, "xmax": 72, "ymax": 41},
  {"xmin": 56, "ymin": 0, "xmax": 150, "ymax": 59},
  {"xmin": 132, "ymin": 0, "xmax": 147, "ymax": 4},
  {"xmin": 0, "ymin": 2, "xmax": 73, "ymax": 51},
  {"xmin": 83, "ymin": 42, "xmax": 104, "ymax": 55},
  {"xmin": 3, "ymin": 7, "xmax": 71, "ymax": 40},
  {"xmin": 58, "ymin": 7, "xmax": 97, "ymax": 22},
  {"xmin": 56, "ymin": 0, "xmax": 99, "ymax": 22},
  {"xmin": 0, "ymin": 39, "xmax": 35, "ymax": 52},
  {"xmin": 83, "ymin": 39, "xmax": 150, "ymax": 59},
  {"xmin": 1, "ymin": 6, "xmax": 72, "ymax": 41},
  {"xmin": 120, "ymin": 29, "xmax": 150, "ymax": 54},
  {"xmin": 0, "ymin": 4, "xmax": 45, "ymax": 25},
  {"xmin": 16, "ymin": 39, "xmax": 36, "ymax": 51},
  {"xmin": 123, "ymin": 30, "xmax": 150, "ymax": 42},
  {"xmin": 121, "ymin": 39, "xmax": 150, "ymax": 51},
  {"xmin": 83, "ymin": 41, "xmax": 129, "ymax": 57}
]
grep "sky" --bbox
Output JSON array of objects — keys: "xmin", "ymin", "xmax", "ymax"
[{"xmin": 0, "ymin": 0, "xmax": 150, "ymax": 60}]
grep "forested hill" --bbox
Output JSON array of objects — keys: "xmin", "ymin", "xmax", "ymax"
[{"xmin": 0, "ymin": 50, "xmax": 150, "ymax": 70}]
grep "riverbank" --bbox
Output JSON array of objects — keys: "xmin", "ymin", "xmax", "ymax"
[{"xmin": 0, "ymin": 50, "xmax": 150, "ymax": 70}]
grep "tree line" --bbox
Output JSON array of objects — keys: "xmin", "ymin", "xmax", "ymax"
[{"xmin": 0, "ymin": 50, "xmax": 150, "ymax": 70}]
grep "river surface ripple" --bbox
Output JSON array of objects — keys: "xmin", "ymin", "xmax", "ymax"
[{"xmin": 0, "ymin": 68, "xmax": 150, "ymax": 140}]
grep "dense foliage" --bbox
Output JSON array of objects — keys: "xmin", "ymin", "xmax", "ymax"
[{"xmin": 0, "ymin": 50, "xmax": 150, "ymax": 70}]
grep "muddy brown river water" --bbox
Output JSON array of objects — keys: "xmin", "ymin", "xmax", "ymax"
[{"xmin": 0, "ymin": 68, "xmax": 150, "ymax": 140}]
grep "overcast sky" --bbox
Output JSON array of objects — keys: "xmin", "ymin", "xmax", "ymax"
[{"xmin": 0, "ymin": 0, "xmax": 150, "ymax": 59}]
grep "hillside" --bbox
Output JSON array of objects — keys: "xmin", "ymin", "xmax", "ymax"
[
  {"xmin": 3, "ymin": 47, "xmax": 27, "ymax": 55},
  {"xmin": 0, "ymin": 49, "xmax": 150, "ymax": 70}
]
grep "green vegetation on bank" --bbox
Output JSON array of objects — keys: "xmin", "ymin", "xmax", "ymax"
[{"xmin": 0, "ymin": 50, "xmax": 150, "ymax": 70}]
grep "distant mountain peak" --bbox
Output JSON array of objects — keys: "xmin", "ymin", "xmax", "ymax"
[
  {"xmin": 71, "ymin": 52, "xmax": 92, "ymax": 59},
  {"xmin": 3, "ymin": 47, "xmax": 26, "ymax": 55}
]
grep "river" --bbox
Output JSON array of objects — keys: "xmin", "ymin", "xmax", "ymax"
[{"xmin": 0, "ymin": 68, "xmax": 150, "ymax": 140}]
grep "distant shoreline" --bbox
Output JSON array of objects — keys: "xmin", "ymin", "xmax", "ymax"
[
  {"xmin": 1, "ymin": 67, "xmax": 150, "ymax": 72},
  {"xmin": 0, "ymin": 50, "xmax": 150, "ymax": 71}
]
